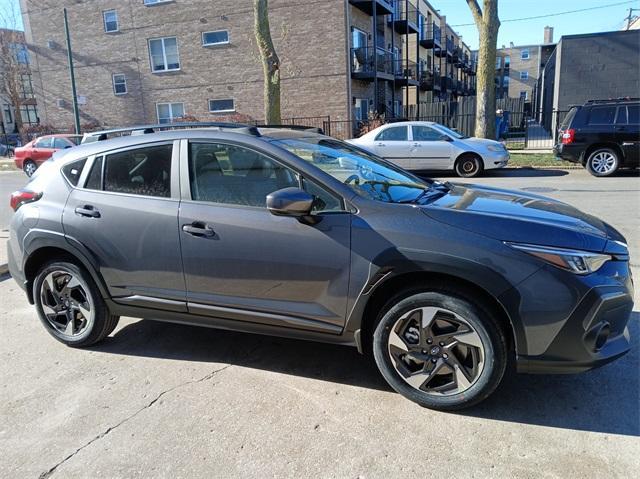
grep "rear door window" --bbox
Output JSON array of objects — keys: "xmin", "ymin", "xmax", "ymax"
[
  {"xmin": 588, "ymin": 106, "xmax": 616, "ymax": 125},
  {"xmin": 53, "ymin": 138, "xmax": 71, "ymax": 149},
  {"xmin": 375, "ymin": 126, "xmax": 408, "ymax": 141},
  {"xmin": 627, "ymin": 105, "xmax": 639, "ymax": 124},
  {"xmin": 35, "ymin": 137, "xmax": 53, "ymax": 148}
]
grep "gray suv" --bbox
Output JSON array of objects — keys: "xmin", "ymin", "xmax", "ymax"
[{"xmin": 8, "ymin": 125, "xmax": 634, "ymax": 410}]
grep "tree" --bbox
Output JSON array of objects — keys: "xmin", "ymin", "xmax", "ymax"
[
  {"xmin": 253, "ymin": 0, "xmax": 281, "ymax": 124},
  {"xmin": 466, "ymin": 0, "xmax": 500, "ymax": 139}
]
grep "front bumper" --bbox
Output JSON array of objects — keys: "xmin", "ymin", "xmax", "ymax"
[{"xmin": 484, "ymin": 150, "xmax": 510, "ymax": 170}]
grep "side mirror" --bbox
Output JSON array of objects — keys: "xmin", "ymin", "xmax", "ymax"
[
  {"xmin": 267, "ymin": 187, "xmax": 319, "ymax": 224},
  {"xmin": 439, "ymin": 135, "xmax": 453, "ymax": 142}
]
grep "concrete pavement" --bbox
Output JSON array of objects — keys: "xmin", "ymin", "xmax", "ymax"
[{"xmin": 0, "ymin": 168, "xmax": 639, "ymax": 478}]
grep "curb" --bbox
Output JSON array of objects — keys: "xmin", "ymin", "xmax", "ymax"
[
  {"xmin": 508, "ymin": 165, "xmax": 583, "ymax": 170},
  {"xmin": 0, "ymin": 263, "xmax": 8, "ymax": 276}
]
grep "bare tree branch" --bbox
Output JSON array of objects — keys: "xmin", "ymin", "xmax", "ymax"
[{"xmin": 466, "ymin": 0, "xmax": 483, "ymax": 27}]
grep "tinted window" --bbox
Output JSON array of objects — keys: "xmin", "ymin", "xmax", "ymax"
[
  {"xmin": 375, "ymin": 126, "xmax": 408, "ymax": 141},
  {"xmin": 103, "ymin": 144, "xmax": 172, "ymax": 197},
  {"xmin": 85, "ymin": 156, "xmax": 104, "ymax": 190},
  {"xmin": 615, "ymin": 107, "xmax": 628, "ymax": 124},
  {"xmin": 53, "ymin": 138, "xmax": 71, "ymax": 149},
  {"xmin": 189, "ymin": 142, "xmax": 298, "ymax": 207},
  {"xmin": 560, "ymin": 107, "xmax": 578, "ymax": 130},
  {"xmin": 412, "ymin": 125, "xmax": 444, "ymax": 141},
  {"xmin": 61, "ymin": 158, "xmax": 86, "ymax": 186},
  {"xmin": 35, "ymin": 137, "xmax": 52, "ymax": 148},
  {"xmin": 588, "ymin": 106, "xmax": 616, "ymax": 125},
  {"xmin": 628, "ymin": 105, "xmax": 639, "ymax": 124},
  {"xmin": 302, "ymin": 178, "xmax": 342, "ymax": 213}
]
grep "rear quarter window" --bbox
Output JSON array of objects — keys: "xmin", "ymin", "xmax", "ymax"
[
  {"xmin": 559, "ymin": 107, "xmax": 578, "ymax": 130},
  {"xmin": 61, "ymin": 158, "xmax": 87, "ymax": 186},
  {"xmin": 587, "ymin": 106, "xmax": 616, "ymax": 125},
  {"xmin": 628, "ymin": 104, "xmax": 639, "ymax": 124}
]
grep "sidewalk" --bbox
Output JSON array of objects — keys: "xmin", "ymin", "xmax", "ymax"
[
  {"xmin": 0, "ymin": 230, "xmax": 8, "ymax": 275},
  {"xmin": 0, "ymin": 156, "xmax": 18, "ymax": 171}
]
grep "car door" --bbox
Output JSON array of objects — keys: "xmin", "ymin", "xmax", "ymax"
[
  {"xmin": 615, "ymin": 104, "xmax": 640, "ymax": 165},
  {"xmin": 178, "ymin": 140, "xmax": 351, "ymax": 333},
  {"xmin": 372, "ymin": 125, "xmax": 412, "ymax": 169},
  {"xmin": 410, "ymin": 125, "xmax": 454, "ymax": 170},
  {"xmin": 32, "ymin": 137, "xmax": 56, "ymax": 164},
  {"xmin": 62, "ymin": 141, "xmax": 187, "ymax": 309}
]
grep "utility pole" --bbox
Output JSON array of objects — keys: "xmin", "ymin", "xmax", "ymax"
[
  {"xmin": 625, "ymin": 7, "xmax": 639, "ymax": 30},
  {"xmin": 63, "ymin": 8, "xmax": 81, "ymax": 135}
]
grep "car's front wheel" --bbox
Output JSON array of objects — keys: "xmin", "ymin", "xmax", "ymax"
[
  {"xmin": 23, "ymin": 160, "xmax": 37, "ymax": 177},
  {"xmin": 373, "ymin": 289, "xmax": 507, "ymax": 410},
  {"xmin": 455, "ymin": 154, "xmax": 483, "ymax": 178},
  {"xmin": 34, "ymin": 261, "xmax": 119, "ymax": 347},
  {"xmin": 586, "ymin": 148, "xmax": 620, "ymax": 177}
]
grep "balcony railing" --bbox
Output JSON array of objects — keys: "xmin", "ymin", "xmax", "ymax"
[
  {"xmin": 418, "ymin": 68, "xmax": 435, "ymax": 91},
  {"xmin": 446, "ymin": 38, "xmax": 454, "ymax": 55},
  {"xmin": 440, "ymin": 75, "xmax": 454, "ymax": 91},
  {"xmin": 394, "ymin": 59, "xmax": 419, "ymax": 84},
  {"xmin": 419, "ymin": 21, "xmax": 441, "ymax": 48},
  {"xmin": 391, "ymin": 0, "xmax": 419, "ymax": 34},
  {"xmin": 349, "ymin": 0, "xmax": 394, "ymax": 16},
  {"xmin": 351, "ymin": 46, "xmax": 394, "ymax": 78}
]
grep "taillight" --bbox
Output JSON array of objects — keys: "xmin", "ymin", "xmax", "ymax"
[
  {"xmin": 561, "ymin": 128, "xmax": 575, "ymax": 145},
  {"xmin": 10, "ymin": 189, "xmax": 42, "ymax": 211}
]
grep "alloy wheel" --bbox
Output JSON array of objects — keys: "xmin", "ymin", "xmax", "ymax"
[
  {"xmin": 387, "ymin": 306, "xmax": 485, "ymax": 395},
  {"xmin": 590, "ymin": 151, "xmax": 617, "ymax": 174},
  {"xmin": 39, "ymin": 270, "xmax": 94, "ymax": 337},
  {"xmin": 24, "ymin": 161, "xmax": 36, "ymax": 177}
]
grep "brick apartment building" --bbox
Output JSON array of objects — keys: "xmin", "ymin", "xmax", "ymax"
[{"xmin": 20, "ymin": 0, "xmax": 474, "ymax": 132}]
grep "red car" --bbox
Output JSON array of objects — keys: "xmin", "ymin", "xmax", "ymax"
[{"xmin": 14, "ymin": 134, "xmax": 82, "ymax": 176}]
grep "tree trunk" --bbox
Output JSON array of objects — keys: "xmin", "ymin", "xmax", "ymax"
[
  {"xmin": 475, "ymin": 19, "xmax": 499, "ymax": 139},
  {"xmin": 254, "ymin": 0, "xmax": 281, "ymax": 124}
]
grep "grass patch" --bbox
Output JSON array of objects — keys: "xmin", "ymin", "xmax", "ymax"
[{"xmin": 508, "ymin": 152, "xmax": 576, "ymax": 168}]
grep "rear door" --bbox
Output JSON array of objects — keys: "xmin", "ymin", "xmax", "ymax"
[
  {"xmin": 373, "ymin": 125, "xmax": 412, "ymax": 169},
  {"xmin": 585, "ymin": 105, "xmax": 617, "ymax": 146},
  {"xmin": 32, "ymin": 137, "xmax": 56, "ymax": 164},
  {"xmin": 410, "ymin": 125, "xmax": 453, "ymax": 170},
  {"xmin": 178, "ymin": 140, "xmax": 351, "ymax": 333},
  {"xmin": 62, "ymin": 141, "xmax": 186, "ymax": 309},
  {"xmin": 615, "ymin": 104, "xmax": 640, "ymax": 166}
]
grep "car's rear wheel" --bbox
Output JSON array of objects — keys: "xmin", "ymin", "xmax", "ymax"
[
  {"xmin": 455, "ymin": 154, "xmax": 483, "ymax": 178},
  {"xmin": 23, "ymin": 160, "xmax": 37, "ymax": 177},
  {"xmin": 586, "ymin": 148, "xmax": 619, "ymax": 177},
  {"xmin": 372, "ymin": 290, "xmax": 507, "ymax": 410},
  {"xmin": 34, "ymin": 261, "xmax": 119, "ymax": 347}
]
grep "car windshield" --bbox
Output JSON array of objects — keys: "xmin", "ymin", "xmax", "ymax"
[
  {"xmin": 432, "ymin": 124, "xmax": 466, "ymax": 139},
  {"xmin": 272, "ymin": 137, "xmax": 433, "ymax": 203}
]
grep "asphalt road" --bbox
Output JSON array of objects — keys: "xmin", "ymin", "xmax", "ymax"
[
  {"xmin": 1, "ymin": 168, "xmax": 639, "ymax": 478},
  {"xmin": 0, "ymin": 170, "xmax": 28, "ymax": 232}
]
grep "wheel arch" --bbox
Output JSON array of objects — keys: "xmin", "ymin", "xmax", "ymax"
[{"xmin": 583, "ymin": 142, "xmax": 624, "ymax": 165}]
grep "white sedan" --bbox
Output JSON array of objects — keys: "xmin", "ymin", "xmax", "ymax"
[{"xmin": 347, "ymin": 121, "xmax": 510, "ymax": 177}]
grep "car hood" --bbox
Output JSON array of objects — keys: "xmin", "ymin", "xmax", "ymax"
[
  {"xmin": 460, "ymin": 137, "xmax": 503, "ymax": 148},
  {"xmin": 421, "ymin": 183, "xmax": 624, "ymax": 253}
]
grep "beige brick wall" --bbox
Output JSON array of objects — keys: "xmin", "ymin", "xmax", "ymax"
[{"xmin": 21, "ymin": 0, "xmax": 351, "ymax": 128}]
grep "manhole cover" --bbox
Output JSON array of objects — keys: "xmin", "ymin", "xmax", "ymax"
[{"xmin": 522, "ymin": 187, "xmax": 557, "ymax": 193}]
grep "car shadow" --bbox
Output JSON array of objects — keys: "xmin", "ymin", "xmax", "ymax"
[
  {"xmin": 93, "ymin": 312, "xmax": 639, "ymax": 437},
  {"xmin": 415, "ymin": 168, "xmax": 570, "ymax": 179}
]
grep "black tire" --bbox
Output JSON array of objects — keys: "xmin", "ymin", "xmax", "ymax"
[
  {"xmin": 33, "ymin": 261, "xmax": 119, "ymax": 347},
  {"xmin": 23, "ymin": 159, "xmax": 37, "ymax": 177},
  {"xmin": 372, "ymin": 289, "xmax": 507, "ymax": 411},
  {"xmin": 585, "ymin": 147, "xmax": 620, "ymax": 177},
  {"xmin": 454, "ymin": 154, "xmax": 483, "ymax": 178}
]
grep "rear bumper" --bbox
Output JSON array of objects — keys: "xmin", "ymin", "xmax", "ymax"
[{"xmin": 553, "ymin": 143, "xmax": 583, "ymax": 163}]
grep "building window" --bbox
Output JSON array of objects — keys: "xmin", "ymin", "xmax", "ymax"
[
  {"xmin": 208, "ymin": 99, "xmax": 235, "ymax": 113},
  {"xmin": 521, "ymin": 49, "xmax": 530, "ymax": 60},
  {"xmin": 503, "ymin": 76, "xmax": 510, "ymax": 86},
  {"xmin": 103, "ymin": 10, "xmax": 118, "ymax": 32},
  {"xmin": 112, "ymin": 74, "xmax": 127, "ymax": 95},
  {"xmin": 3, "ymin": 104, "xmax": 12, "ymax": 124},
  {"xmin": 353, "ymin": 98, "xmax": 369, "ymax": 121},
  {"xmin": 19, "ymin": 74, "xmax": 34, "ymax": 99},
  {"xmin": 10, "ymin": 43, "xmax": 29, "ymax": 64},
  {"xmin": 20, "ymin": 105, "xmax": 38, "ymax": 125},
  {"xmin": 495, "ymin": 56, "xmax": 501, "ymax": 69},
  {"xmin": 520, "ymin": 90, "xmax": 528, "ymax": 100},
  {"xmin": 202, "ymin": 30, "xmax": 229, "ymax": 46},
  {"xmin": 520, "ymin": 71, "xmax": 528, "ymax": 80},
  {"xmin": 148, "ymin": 37, "xmax": 180, "ymax": 72},
  {"xmin": 504, "ymin": 55, "xmax": 510, "ymax": 68},
  {"xmin": 156, "ymin": 102, "xmax": 184, "ymax": 123}
]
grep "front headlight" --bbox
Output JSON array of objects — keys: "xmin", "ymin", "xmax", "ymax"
[
  {"xmin": 487, "ymin": 144, "xmax": 505, "ymax": 152},
  {"xmin": 507, "ymin": 243, "xmax": 611, "ymax": 275}
]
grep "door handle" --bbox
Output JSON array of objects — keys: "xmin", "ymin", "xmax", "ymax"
[
  {"xmin": 413, "ymin": 143, "xmax": 421, "ymax": 147},
  {"xmin": 74, "ymin": 205, "xmax": 100, "ymax": 218},
  {"xmin": 182, "ymin": 222, "xmax": 216, "ymax": 237},
  {"xmin": 615, "ymin": 126, "xmax": 626, "ymax": 131},
  {"xmin": 377, "ymin": 143, "xmax": 386, "ymax": 147}
]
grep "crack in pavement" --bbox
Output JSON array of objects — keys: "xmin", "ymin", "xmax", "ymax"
[{"xmin": 38, "ymin": 364, "xmax": 233, "ymax": 479}]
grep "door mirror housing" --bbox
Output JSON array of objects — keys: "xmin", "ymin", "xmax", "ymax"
[{"xmin": 267, "ymin": 187, "xmax": 320, "ymax": 224}]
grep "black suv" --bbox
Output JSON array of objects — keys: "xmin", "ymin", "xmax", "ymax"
[{"xmin": 554, "ymin": 98, "xmax": 640, "ymax": 176}]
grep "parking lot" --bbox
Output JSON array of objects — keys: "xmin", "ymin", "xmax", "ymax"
[{"xmin": 1, "ymin": 168, "xmax": 639, "ymax": 478}]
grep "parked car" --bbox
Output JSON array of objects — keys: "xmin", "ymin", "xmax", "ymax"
[
  {"xmin": 347, "ymin": 121, "xmax": 510, "ymax": 177},
  {"xmin": 554, "ymin": 98, "xmax": 640, "ymax": 177},
  {"xmin": 14, "ymin": 134, "xmax": 82, "ymax": 177},
  {"xmin": 8, "ymin": 124, "xmax": 633, "ymax": 411}
]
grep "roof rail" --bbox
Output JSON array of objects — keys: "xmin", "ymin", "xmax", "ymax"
[
  {"xmin": 81, "ymin": 122, "xmax": 261, "ymax": 143},
  {"xmin": 258, "ymin": 124, "xmax": 325, "ymax": 134},
  {"xmin": 584, "ymin": 97, "xmax": 640, "ymax": 104}
]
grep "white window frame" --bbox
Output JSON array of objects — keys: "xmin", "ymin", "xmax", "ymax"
[
  {"xmin": 148, "ymin": 37, "xmax": 180, "ymax": 73},
  {"xmin": 354, "ymin": 98, "xmax": 369, "ymax": 121},
  {"xmin": 520, "ymin": 90, "xmax": 528, "ymax": 100},
  {"xmin": 208, "ymin": 98, "xmax": 235, "ymax": 113},
  {"xmin": 521, "ymin": 49, "xmax": 530, "ymax": 60},
  {"xmin": 520, "ymin": 71, "xmax": 528, "ymax": 80},
  {"xmin": 103, "ymin": 9, "xmax": 118, "ymax": 33},
  {"xmin": 112, "ymin": 74, "xmax": 127, "ymax": 95},
  {"xmin": 156, "ymin": 102, "xmax": 185, "ymax": 123},
  {"xmin": 201, "ymin": 30, "xmax": 230, "ymax": 47}
]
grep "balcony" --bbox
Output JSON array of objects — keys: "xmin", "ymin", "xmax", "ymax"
[
  {"xmin": 445, "ymin": 38, "xmax": 454, "ymax": 60},
  {"xmin": 468, "ymin": 61, "xmax": 477, "ymax": 75},
  {"xmin": 349, "ymin": 0, "xmax": 394, "ymax": 16},
  {"xmin": 455, "ymin": 80, "xmax": 464, "ymax": 95},
  {"xmin": 454, "ymin": 49, "xmax": 465, "ymax": 68},
  {"xmin": 394, "ymin": 59, "xmax": 420, "ymax": 86},
  {"xmin": 419, "ymin": 22, "xmax": 441, "ymax": 49},
  {"xmin": 391, "ymin": 0, "xmax": 419, "ymax": 34},
  {"xmin": 418, "ymin": 69, "xmax": 435, "ymax": 91},
  {"xmin": 351, "ymin": 46, "xmax": 395, "ymax": 81},
  {"xmin": 440, "ymin": 75, "xmax": 454, "ymax": 91}
]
